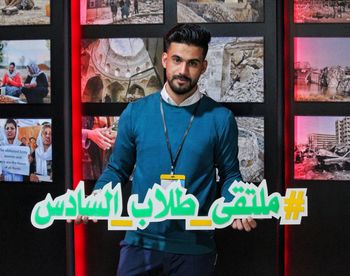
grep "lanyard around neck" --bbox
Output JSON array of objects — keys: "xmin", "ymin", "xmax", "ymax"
[{"xmin": 160, "ymin": 96, "xmax": 201, "ymax": 175}]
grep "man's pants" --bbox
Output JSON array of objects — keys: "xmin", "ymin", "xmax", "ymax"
[
  {"xmin": 5, "ymin": 86, "xmax": 21, "ymax": 97},
  {"xmin": 117, "ymin": 240, "xmax": 217, "ymax": 276}
]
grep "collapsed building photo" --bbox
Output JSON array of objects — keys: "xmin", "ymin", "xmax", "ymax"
[
  {"xmin": 294, "ymin": 116, "xmax": 350, "ymax": 180},
  {"xmin": 177, "ymin": 0, "xmax": 264, "ymax": 23},
  {"xmin": 198, "ymin": 37, "xmax": 264, "ymax": 102},
  {"xmin": 81, "ymin": 38, "xmax": 163, "ymax": 103},
  {"xmin": 294, "ymin": 0, "xmax": 350, "ymax": 23}
]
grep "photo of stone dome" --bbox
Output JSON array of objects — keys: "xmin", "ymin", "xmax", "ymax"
[
  {"xmin": 81, "ymin": 38, "xmax": 164, "ymax": 103},
  {"xmin": 177, "ymin": 0, "xmax": 264, "ymax": 23},
  {"xmin": 198, "ymin": 37, "xmax": 264, "ymax": 102}
]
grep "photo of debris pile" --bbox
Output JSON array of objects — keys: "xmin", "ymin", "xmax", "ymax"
[
  {"xmin": 81, "ymin": 0, "xmax": 163, "ymax": 25},
  {"xmin": 294, "ymin": 116, "xmax": 350, "ymax": 180},
  {"xmin": 0, "ymin": 0, "xmax": 50, "ymax": 26},
  {"xmin": 198, "ymin": 37, "xmax": 264, "ymax": 102},
  {"xmin": 81, "ymin": 38, "xmax": 164, "ymax": 103},
  {"xmin": 294, "ymin": 0, "xmax": 350, "ymax": 23},
  {"xmin": 82, "ymin": 116, "xmax": 119, "ymax": 180},
  {"xmin": 177, "ymin": 0, "xmax": 264, "ymax": 23},
  {"xmin": 294, "ymin": 38, "xmax": 350, "ymax": 102},
  {"xmin": 236, "ymin": 117, "xmax": 264, "ymax": 182}
]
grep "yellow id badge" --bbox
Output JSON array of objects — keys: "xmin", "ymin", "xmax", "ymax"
[{"xmin": 160, "ymin": 174, "xmax": 186, "ymax": 189}]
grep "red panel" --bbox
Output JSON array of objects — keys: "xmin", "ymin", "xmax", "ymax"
[{"xmin": 71, "ymin": 1, "xmax": 85, "ymax": 275}]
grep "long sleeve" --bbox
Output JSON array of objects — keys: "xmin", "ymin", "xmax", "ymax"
[
  {"xmin": 215, "ymin": 111, "xmax": 242, "ymax": 202},
  {"xmin": 93, "ymin": 103, "xmax": 136, "ymax": 190}
]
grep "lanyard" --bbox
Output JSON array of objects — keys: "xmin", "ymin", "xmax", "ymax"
[{"xmin": 160, "ymin": 97, "xmax": 201, "ymax": 175}]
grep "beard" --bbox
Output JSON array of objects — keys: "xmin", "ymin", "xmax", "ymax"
[{"xmin": 168, "ymin": 74, "xmax": 198, "ymax": 95}]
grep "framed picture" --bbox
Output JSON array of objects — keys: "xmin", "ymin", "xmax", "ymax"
[
  {"xmin": 0, "ymin": 0, "xmax": 50, "ymax": 26},
  {"xmin": 294, "ymin": 0, "xmax": 350, "ymax": 23},
  {"xmin": 177, "ymin": 0, "xmax": 264, "ymax": 23},
  {"xmin": 294, "ymin": 37, "xmax": 350, "ymax": 102},
  {"xmin": 81, "ymin": 0, "xmax": 164, "ymax": 25},
  {"xmin": 82, "ymin": 116, "xmax": 119, "ymax": 180},
  {"xmin": 294, "ymin": 116, "xmax": 350, "ymax": 180},
  {"xmin": 0, "ymin": 40, "xmax": 51, "ymax": 104},
  {"xmin": 198, "ymin": 37, "xmax": 264, "ymax": 102},
  {"xmin": 236, "ymin": 117, "xmax": 264, "ymax": 182},
  {"xmin": 81, "ymin": 38, "xmax": 163, "ymax": 103},
  {"xmin": 0, "ymin": 118, "xmax": 52, "ymax": 183}
]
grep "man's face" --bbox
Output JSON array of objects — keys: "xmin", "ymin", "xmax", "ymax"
[
  {"xmin": 162, "ymin": 42, "xmax": 207, "ymax": 95},
  {"xmin": 9, "ymin": 64, "xmax": 15, "ymax": 74}
]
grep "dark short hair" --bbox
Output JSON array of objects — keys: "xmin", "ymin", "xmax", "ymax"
[
  {"xmin": 9, "ymin": 62, "xmax": 15, "ymax": 67},
  {"xmin": 165, "ymin": 24, "xmax": 211, "ymax": 59}
]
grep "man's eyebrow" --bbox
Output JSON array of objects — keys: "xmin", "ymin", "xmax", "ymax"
[{"xmin": 171, "ymin": 55, "xmax": 202, "ymax": 63}]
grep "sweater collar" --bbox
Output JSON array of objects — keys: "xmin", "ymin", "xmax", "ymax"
[{"xmin": 160, "ymin": 83, "xmax": 202, "ymax": 107}]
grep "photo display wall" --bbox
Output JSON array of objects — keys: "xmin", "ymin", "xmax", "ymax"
[
  {"xmin": 0, "ymin": 0, "xmax": 67, "ymax": 186},
  {"xmin": 79, "ymin": 1, "xmax": 281, "ymax": 275}
]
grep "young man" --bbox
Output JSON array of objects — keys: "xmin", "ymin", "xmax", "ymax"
[
  {"xmin": 1, "ymin": 62, "xmax": 22, "ymax": 97},
  {"xmin": 77, "ymin": 24, "xmax": 257, "ymax": 275}
]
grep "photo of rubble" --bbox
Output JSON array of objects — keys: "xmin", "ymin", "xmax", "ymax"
[
  {"xmin": 294, "ymin": 116, "xmax": 350, "ymax": 180},
  {"xmin": 81, "ymin": 0, "xmax": 163, "ymax": 25},
  {"xmin": 294, "ymin": 0, "xmax": 350, "ymax": 23},
  {"xmin": 236, "ymin": 117, "xmax": 264, "ymax": 182},
  {"xmin": 177, "ymin": 0, "xmax": 264, "ymax": 23},
  {"xmin": 0, "ymin": 40, "xmax": 51, "ymax": 104},
  {"xmin": 198, "ymin": 37, "xmax": 264, "ymax": 102},
  {"xmin": 0, "ymin": 0, "xmax": 50, "ymax": 26},
  {"xmin": 294, "ymin": 38, "xmax": 350, "ymax": 102},
  {"xmin": 81, "ymin": 38, "xmax": 164, "ymax": 103},
  {"xmin": 82, "ymin": 116, "xmax": 119, "ymax": 180}
]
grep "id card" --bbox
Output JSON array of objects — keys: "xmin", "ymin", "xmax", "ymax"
[{"xmin": 160, "ymin": 174, "xmax": 186, "ymax": 189}]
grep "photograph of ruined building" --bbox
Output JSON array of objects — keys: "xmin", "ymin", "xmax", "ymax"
[
  {"xmin": 294, "ymin": 0, "xmax": 350, "ymax": 23},
  {"xmin": 294, "ymin": 116, "xmax": 350, "ymax": 180},
  {"xmin": 177, "ymin": 0, "xmax": 264, "ymax": 23},
  {"xmin": 81, "ymin": 38, "xmax": 163, "ymax": 103},
  {"xmin": 294, "ymin": 38, "xmax": 350, "ymax": 102},
  {"xmin": 81, "ymin": 0, "xmax": 163, "ymax": 25},
  {"xmin": 236, "ymin": 117, "xmax": 264, "ymax": 182},
  {"xmin": 198, "ymin": 37, "xmax": 264, "ymax": 102},
  {"xmin": 0, "ymin": 0, "xmax": 50, "ymax": 26}
]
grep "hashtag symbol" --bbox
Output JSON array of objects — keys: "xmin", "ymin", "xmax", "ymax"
[{"xmin": 281, "ymin": 189, "xmax": 308, "ymax": 225}]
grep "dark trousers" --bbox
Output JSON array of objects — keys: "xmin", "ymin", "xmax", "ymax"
[{"xmin": 117, "ymin": 240, "xmax": 217, "ymax": 276}]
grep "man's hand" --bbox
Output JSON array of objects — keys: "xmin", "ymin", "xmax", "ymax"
[
  {"xmin": 232, "ymin": 217, "xmax": 257, "ymax": 232},
  {"xmin": 67, "ymin": 215, "xmax": 98, "ymax": 225}
]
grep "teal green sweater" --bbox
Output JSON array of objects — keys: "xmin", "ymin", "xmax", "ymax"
[{"xmin": 94, "ymin": 92, "xmax": 241, "ymax": 254}]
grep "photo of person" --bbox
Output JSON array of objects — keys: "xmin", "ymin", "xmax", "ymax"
[
  {"xmin": 82, "ymin": 116, "xmax": 118, "ymax": 180},
  {"xmin": 294, "ymin": 38, "xmax": 350, "ymax": 102},
  {"xmin": 80, "ymin": 0, "xmax": 163, "ymax": 25},
  {"xmin": 0, "ymin": 40, "xmax": 51, "ymax": 104},
  {"xmin": 0, "ymin": 118, "xmax": 52, "ymax": 182},
  {"xmin": 81, "ymin": 38, "xmax": 163, "ymax": 103},
  {"xmin": 0, "ymin": 0, "xmax": 50, "ymax": 26},
  {"xmin": 177, "ymin": 0, "xmax": 264, "ymax": 23}
]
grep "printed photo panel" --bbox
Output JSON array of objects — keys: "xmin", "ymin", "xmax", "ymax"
[
  {"xmin": 236, "ymin": 117, "xmax": 264, "ymax": 182},
  {"xmin": 82, "ymin": 116, "xmax": 119, "ymax": 180},
  {"xmin": 81, "ymin": 0, "xmax": 164, "ymax": 25},
  {"xmin": 0, "ymin": 118, "xmax": 53, "ymax": 183},
  {"xmin": 81, "ymin": 38, "xmax": 164, "ymax": 103},
  {"xmin": 0, "ymin": 0, "xmax": 50, "ymax": 26},
  {"xmin": 0, "ymin": 40, "xmax": 51, "ymax": 104},
  {"xmin": 177, "ymin": 0, "xmax": 264, "ymax": 23},
  {"xmin": 294, "ymin": 0, "xmax": 350, "ymax": 23},
  {"xmin": 294, "ymin": 116, "xmax": 350, "ymax": 180},
  {"xmin": 198, "ymin": 37, "xmax": 264, "ymax": 103},
  {"xmin": 294, "ymin": 38, "xmax": 350, "ymax": 102}
]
